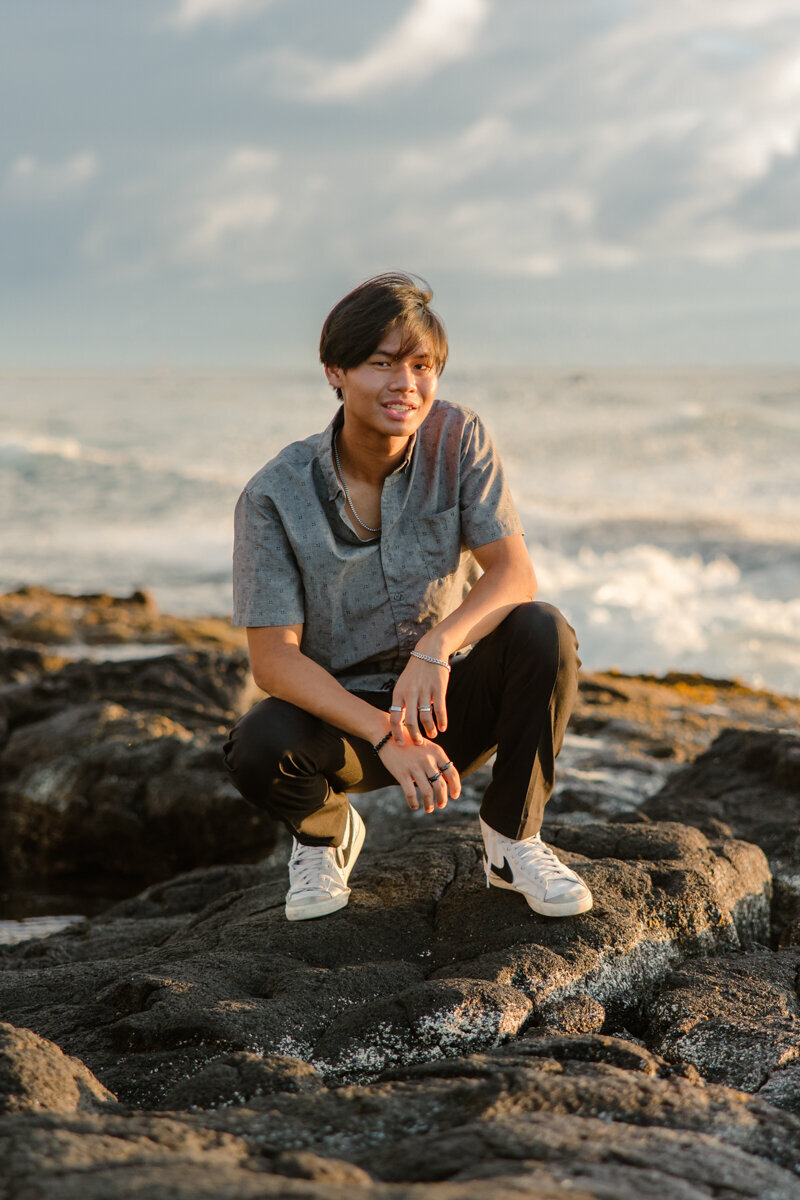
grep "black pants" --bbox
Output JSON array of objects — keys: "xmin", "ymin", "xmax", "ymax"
[{"xmin": 224, "ymin": 602, "xmax": 579, "ymax": 846}]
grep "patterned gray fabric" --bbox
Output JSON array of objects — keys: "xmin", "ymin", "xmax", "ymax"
[{"xmin": 233, "ymin": 399, "xmax": 525, "ymax": 692}]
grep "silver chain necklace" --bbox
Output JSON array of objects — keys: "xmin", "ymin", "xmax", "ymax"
[{"xmin": 333, "ymin": 432, "xmax": 381, "ymax": 534}]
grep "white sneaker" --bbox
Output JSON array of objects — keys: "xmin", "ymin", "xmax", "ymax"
[
  {"xmin": 480, "ymin": 816, "xmax": 593, "ymax": 917},
  {"xmin": 285, "ymin": 806, "xmax": 366, "ymax": 921}
]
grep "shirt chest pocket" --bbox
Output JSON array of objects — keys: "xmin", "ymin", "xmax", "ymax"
[{"xmin": 413, "ymin": 504, "xmax": 464, "ymax": 582}]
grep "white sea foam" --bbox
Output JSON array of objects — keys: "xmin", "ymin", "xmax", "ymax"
[
  {"xmin": 0, "ymin": 428, "xmax": 242, "ymax": 487},
  {"xmin": 0, "ymin": 431, "xmax": 118, "ymax": 466},
  {"xmin": 0, "ymin": 915, "xmax": 85, "ymax": 946},
  {"xmin": 536, "ymin": 541, "xmax": 800, "ymax": 693}
]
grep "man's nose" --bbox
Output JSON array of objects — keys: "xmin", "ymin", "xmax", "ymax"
[{"xmin": 389, "ymin": 362, "xmax": 416, "ymax": 389}]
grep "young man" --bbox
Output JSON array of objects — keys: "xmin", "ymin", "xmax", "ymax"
[{"xmin": 224, "ymin": 273, "xmax": 592, "ymax": 922}]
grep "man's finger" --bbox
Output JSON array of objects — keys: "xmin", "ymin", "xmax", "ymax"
[
  {"xmin": 441, "ymin": 759, "xmax": 461, "ymax": 799},
  {"xmin": 434, "ymin": 773, "xmax": 448, "ymax": 809},
  {"xmin": 413, "ymin": 770, "xmax": 436, "ymax": 813},
  {"xmin": 432, "ymin": 686, "xmax": 448, "ymax": 733},
  {"xmin": 399, "ymin": 769, "xmax": 419, "ymax": 810},
  {"xmin": 418, "ymin": 703, "xmax": 437, "ymax": 739},
  {"xmin": 404, "ymin": 716, "xmax": 424, "ymax": 746},
  {"xmin": 421, "ymin": 763, "xmax": 448, "ymax": 811},
  {"xmin": 389, "ymin": 701, "xmax": 405, "ymax": 744}
]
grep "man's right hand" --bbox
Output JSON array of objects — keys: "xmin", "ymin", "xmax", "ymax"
[
  {"xmin": 377, "ymin": 736, "xmax": 461, "ymax": 813},
  {"xmin": 245, "ymin": 626, "xmax": 461, "ymax": 813}
]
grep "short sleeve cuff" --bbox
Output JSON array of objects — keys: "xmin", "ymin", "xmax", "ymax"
[{"xmin": 462, "ymin": 512, "xmax": 525, "ymax": 551}]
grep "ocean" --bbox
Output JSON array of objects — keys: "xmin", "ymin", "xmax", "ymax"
[{"xmin": 2, "ymin": 367, "xmax": 799, "ymax": 696}]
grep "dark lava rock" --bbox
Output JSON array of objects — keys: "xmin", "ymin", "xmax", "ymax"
[
  {"xmin": 3, "ymin": 1034, "xmax": 800, "ymax": 1198},
  {"xmin": 0, "ymin": 640, "xmax": 65, "ymax": 690},
  {"xmin": 643, "ymin": 729, "xmax": 800, "ymax": 858},
  {"xmin": 647, "ymin": 946, "xmax": 800, "ymax": 1107},
  {"xmin": 0, "ymin": 816, "xmax": 770, "ymax": 1108},
  {"xmin": 549, "ymin": 670, "xmax": 800, "ymax": 826},
  {"xmin": 0, "ymin": 1022, "xmax": 115, "ymax": 1114},
  {"xmin": 0, "ymin": 650, "xmax": 274, "ymax": 881},
  {"xmin": 2, "ymin": 657, "xmax": 799, "ymax": 1199},
  {"xmin": 162, "ymin": 1051, "xmax": 323, "ymax": 1110},
  {"xmin": 268, "ymin": 1151, "xmax": 373, "ymax": 1184},
  {"xmin": 0, "ymin": 644, "xmax": 251, "ymax": 729},
  {"xmin": 538, "ymin": 991, "xmax": 607, "ymax": 1034},
  {"xmin": 643, "ymin": 728, "xmax": 800, "ymax": 939}
]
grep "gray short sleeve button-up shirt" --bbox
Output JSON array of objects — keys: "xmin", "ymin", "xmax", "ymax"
[{"xmin": 233, "ymin": 399, "xmax": 525, "ymax": 693}]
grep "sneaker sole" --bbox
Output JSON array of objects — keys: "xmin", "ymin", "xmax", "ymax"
[
  {"xmin": 488, "ymin": 873, "xmax": 593, "ymax": 917},
  {"xmin": 285, "ymin": 890, "xmax": 351, "ymax": 921}
]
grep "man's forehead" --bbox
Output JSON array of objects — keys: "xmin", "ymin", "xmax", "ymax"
[{"xmin": 373, "ymin": 330, "xmax": 434, "ymax": 359}]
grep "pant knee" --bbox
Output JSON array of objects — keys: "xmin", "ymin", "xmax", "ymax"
[
  {"xmin": 504, "ymin": 601, "xmax": 579, "ymax": 669},
  {"xmin": 223, "ymin": 699, "xmax": 321, "ymax": 805}
]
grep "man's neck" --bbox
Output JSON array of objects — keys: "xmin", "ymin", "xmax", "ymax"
[{"xmin": 337, "ymin": 423, "xmax": 410, "ymax": 486}]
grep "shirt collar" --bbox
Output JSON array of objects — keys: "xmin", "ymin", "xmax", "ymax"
[{"xmin": 317, "ymin": 405, "xmax": 417, "ymax": 502}]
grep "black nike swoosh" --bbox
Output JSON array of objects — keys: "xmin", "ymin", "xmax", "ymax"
[{"xmin": 490, "ymin": 857, "xmax": 514, "ymax": 884}]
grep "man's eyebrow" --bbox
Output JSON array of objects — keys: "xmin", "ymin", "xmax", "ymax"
[{"xmin": 371, "ymin": 346, "xmax": 433, "ymax": 359}]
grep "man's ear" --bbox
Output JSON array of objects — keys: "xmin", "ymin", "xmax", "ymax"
[{"xmin": 324, "ymin": 365, "xmax": 345, "ymax": 389}]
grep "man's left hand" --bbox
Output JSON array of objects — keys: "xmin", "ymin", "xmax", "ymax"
[{"xmin": 390, "ymin": 655, "xmax": 450, "ymax": 745}]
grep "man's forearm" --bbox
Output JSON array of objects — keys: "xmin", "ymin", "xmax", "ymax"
[
  {"xmin": 419, "ymin": 556, "xmax": 536, "ymax": 661},
  {"xmin": 254, "ymin": 649, "xmax": 390, "ymax": 746}
]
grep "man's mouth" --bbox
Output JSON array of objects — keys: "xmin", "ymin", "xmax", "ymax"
[{"xmin": 382, "ymin": 402, "xmax": 416, "ymax": 415}]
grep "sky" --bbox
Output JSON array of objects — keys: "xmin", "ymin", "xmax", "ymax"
[{"xmin": 2, "ymin": 0, "xmax": 800, "ymax": 367}]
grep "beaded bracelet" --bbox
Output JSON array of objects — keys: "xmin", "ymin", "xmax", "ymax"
[
  {"xmin": 373, "ymin": 731, "xmax": 392, "ymax": 757},
  {"xmin": 410, "ymin": 650, "xmax": 451, "ymax": 672}
]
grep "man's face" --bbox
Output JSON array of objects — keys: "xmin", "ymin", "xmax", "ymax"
[{"xmin": 324, "ymin": 327, "xmax": 439, "ymax": 442}]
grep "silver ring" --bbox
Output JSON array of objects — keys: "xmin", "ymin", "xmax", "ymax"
[
  {"xmin": 427, "ymin": 772, "xmax": 442, "ymax": 784},
  {"xmin": 418, "ymin": 705, "xmax": 432, "ymax": 711},
  {"xmin": 389, "ymin": 705, "xmax": 404, "ymax": 712},
  {"xmin": 441, "ymin": 761, "xmax": 453, "ymax": 771}
]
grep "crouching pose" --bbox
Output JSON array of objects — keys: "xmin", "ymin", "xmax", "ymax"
[{"xmin": 224, "ymin": 273, "xmax": 592, "ymax": 922}]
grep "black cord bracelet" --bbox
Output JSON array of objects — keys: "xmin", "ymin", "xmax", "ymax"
[{"xmin": 373, "ymin": 732, "xmax": 392, "ymax": 757}]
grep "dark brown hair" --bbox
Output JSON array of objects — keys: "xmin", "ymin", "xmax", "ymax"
[{"xmin": 319, "ymin": 273, "xmax": 447, "ymax": 397}]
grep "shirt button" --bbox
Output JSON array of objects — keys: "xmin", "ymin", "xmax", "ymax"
[{"xmin": 392, "ymin": 592, "xmax": 402, "ymax": 600}]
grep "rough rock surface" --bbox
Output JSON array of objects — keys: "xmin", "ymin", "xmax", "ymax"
[
  {"xmin": 0, "ymin": 1022, "xmax": 115, "ymax": 1114},
  {"xmin": 0, "ymin": 650, "xmax": 274, "ymax": 880},
  {"xmin": 572, "ymin": 669, "xmax": 798, "ymax": 764},
  {"xmin": 647, "ymin": 947, "xmax": 800, "ymax": 1105},
  {"xmin": 0, "ymin": 586, "xmax": 245, "ymax": 651},
  {"xmin": 557, "ymin": 670, "xmax": 800, "ymax": 824},
  {"xmin": 643, "ymin": 728, "xmax": 800, "ymax": 939},
  {"xmin": 3, "ymin": 1032, "xmax": 800, "ymax": 1198},
  {"xmin": 0, "ymin": 815, "xmax": 770, "ymax": 1110},
  {"xmin": 643, "ymin": 728, "xmax": 800, "ymax": 857}
]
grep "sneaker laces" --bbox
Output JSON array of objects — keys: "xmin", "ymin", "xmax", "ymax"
[
  {"xmin": 512, "ymin": 835, "xmax": 577, "ymax": 885},
  {"xmin": 288, "ymin": 841, "xmax": 341, "ymax": 895}
]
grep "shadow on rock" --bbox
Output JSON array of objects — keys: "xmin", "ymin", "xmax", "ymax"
[{"xmin": 0, "ymin": 650, "xmax": 275, "ymax": 881}]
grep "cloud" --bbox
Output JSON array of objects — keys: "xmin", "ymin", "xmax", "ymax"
[
  {"xmin": 72, "ymin": 2, "xmax": 800, "ymax": 294},
  {"xmin": 275, "ymin": 0, "xmax": 490, "ymax": 102},
  {"xmin": 166, "ymin": 0, "xmax": 276, "ymax": 30},
  {"xmin": 459, "ymin": 5, "xmax": 800, "ymax": 273},
  {"xmin": 173, "ymin": 147, "xmax": 280, "ymax": 266},
  {"xmin": 82, "ymin": 145, "xmax": 295, "ymax": 282},
  {"xmin": 6, "ymin": 152, "xmax": 98, "ymax": 200},
  {"xmin": 395, "ymin": 116, "xmax": 519, "ymax": 185}
]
